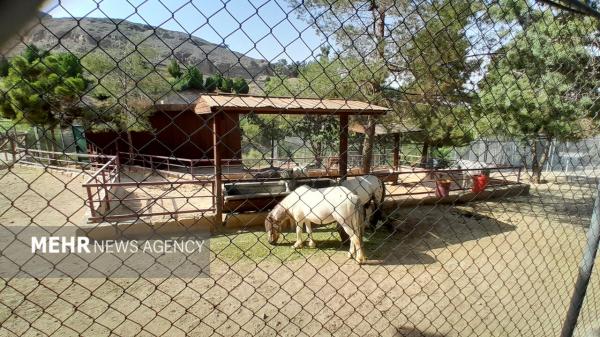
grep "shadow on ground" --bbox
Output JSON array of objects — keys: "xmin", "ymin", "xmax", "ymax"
[
  {"xmin": 394, "ymin": 326, "xmax": 448, "ymax": 337},
  {"xmin": 369, "ymin": 205, "xmax": 516, "ymax": 265}
]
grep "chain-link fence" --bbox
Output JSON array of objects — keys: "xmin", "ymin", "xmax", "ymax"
[{"xmin": 1, "ymin": 0, "xmax": 600, "ymax": 336}]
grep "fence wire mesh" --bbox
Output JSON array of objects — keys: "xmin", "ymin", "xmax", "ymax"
[{"xmin": 1, "ymin": 0, "xmax": 600, "ymax": 336}]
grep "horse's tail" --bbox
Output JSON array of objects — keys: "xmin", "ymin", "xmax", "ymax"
[
  {"xmin": 352, "ymin": 197, "xmax": 366, "ymax": 239},
  {"xmin": 378, "ymin": 177, "xmax": 385, "ymax": 205},
  {"xmin": 369, "ymin": 177, "xmax": 385, "ymax": 227}
]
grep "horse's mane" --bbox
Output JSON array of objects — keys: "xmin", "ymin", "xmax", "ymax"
[{"xmin": 270, "ymin": 203, "xmax": 294, "ymax": 231}]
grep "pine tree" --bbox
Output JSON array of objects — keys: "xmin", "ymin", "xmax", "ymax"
[
  {"xmin": 478, "ymin": 12, "xmax": 599, "ymax": 183},
  {"xmin": 0, "ymin": 47, "xmax": 88, "ymax": 157},
  {"xmin": 167, "ymin": 59, "xmax": 182, "ymax": 79},
  {"xmin": 0, "ymin": 48, "xmax": 87, "ymax": 127}
]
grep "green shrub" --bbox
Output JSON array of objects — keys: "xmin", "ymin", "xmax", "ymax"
[
  {"xmin": 204, "ymin": 74, "xmax": 220, "ymax": 92},
  {"xmin": 172, "ymin": 66, "xmax": 203, "ymax": 91},
  {"xmin": 219, "ymin": 77, "xmax": 233, "ymax": 93},
  {"xmin": 232, "ymin": 78, "xmax": 249, "ymax": 94},
  {"xmin": 167, "ymin": 59, "xmax": 182, "ymax": 79},
  {"xmin": 186, "ymin": 67, "xmax": 204, "ymax": 90}
]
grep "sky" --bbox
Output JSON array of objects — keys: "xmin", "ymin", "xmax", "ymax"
[{"xmin": 41, "ymin": 0, "xmax": 325, "ymax": 63}]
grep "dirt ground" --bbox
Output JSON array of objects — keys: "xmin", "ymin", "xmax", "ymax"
[
  {"xmin": 1, "ymin": 166, "xmax": 600, "ymax": 336},
  {"xmin": 0, "ymin": 166, "xmax": 88, "ymax": 227}
]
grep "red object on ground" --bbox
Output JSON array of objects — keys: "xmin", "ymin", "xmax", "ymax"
[
  {"xmin": 472, "ymin": 175, "xmax": 489, "ymax": 193},
  {"xmin": 435, "ymin": 180, "xmax": 452, "ymax": 198}
]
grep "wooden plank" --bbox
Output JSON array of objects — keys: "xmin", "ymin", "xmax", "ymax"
[
  {"xmin": 199, "ymin": 95, "xmax": 388, "ymax": 115},
  {"xmin": 339, "ymin": 114, "xmax": 349, "ymax": 181},
  {"xmin": 204, "ymin": 107, "xmax": 387, "ymax": 115},
  {"xmin": 158, "ymin": 94, "xmax": 390, "ymax": 115},
  {"xmin": 213, "ymin": 111, "xmax": 223, "ymax": 230}
]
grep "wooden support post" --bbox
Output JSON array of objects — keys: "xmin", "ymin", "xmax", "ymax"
[
  {"xmin": 393, "ymin": 133, "xmax": 400, "ymax": 185},
  {"xmin": 9, "ymin": 136, "xmax": 16, "ymax": 163},
  {"xmin": 213, "ymin": 111, "xmax": 224, "ymax": 229},
  {"xmin": 115, "ymin": 155, "xmax": 121, "ymax": 182},
  {"xmin": 393, "ymin": 134, "xmax": 400, "ymax": 170},
  {"xmin": 86, "ymin": 186, "xmax": 96, "ymax": 218},
  {"xmin": 339, "ymin": 114, "xmax": 349, "ymax": 181}
]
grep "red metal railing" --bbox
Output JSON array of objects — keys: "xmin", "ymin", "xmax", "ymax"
[
  {"xmin": 13, "ymin": 147, "xmax": 128, "ymax": 220},
  {"xmin": 384, "ymin": 165, "xmax": 524, "ymax": 197},
  {"xmin": 84, "ymin": 154, "xmax": 216, "ymax": 222},
  {"xmin": 15, "ymin": 147, "xmax": 111, "ymax": 171},
  {"xmin": 118, "ymin": 152, "xmax": 241, "ymax": 175},
  {"xmin": 82, "ymin": 155, "xmax": 120, "ymax": 219},
  {"xmin": 82, "ymin": 151, "xmax": 524, "ymax": 221},
  {"xmin": 84, "ymin": 179, "xmax": 216, "ymax": 222}
]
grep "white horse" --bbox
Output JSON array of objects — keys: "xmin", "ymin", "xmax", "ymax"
[
  {"xmin": 341, "ymin": 175, "xmax": 385, "ymax": 227},
  {"xmin": 264, "ymin": 185, "xmax": 367, "ymax": 264}
]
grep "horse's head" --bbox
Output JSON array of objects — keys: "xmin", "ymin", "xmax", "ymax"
[{"xmin": 265, "ymin": 205, "xmax": 285, "ymax": 245}]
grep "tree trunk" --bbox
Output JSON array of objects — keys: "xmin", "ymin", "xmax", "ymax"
[
  {"xmin": 529, "ymin": 140, "xmax": 538, "ymax": 183},
  {"xmin": 311, "ymin": 142, "xmax": 323, "ymax": 168},
  {"xmin": 32, "ymin": 127, "xmax": 44, "ymax": 162},
  {"xmin": 361, "ymin": 116, "xmax": 376, "ymax": 174},
  {"xmin": 540, "ymin": 138, "xmax": 551, "ymax": 178},
  {"xmin": 49, "ymin": 128, "xmax": 59, "ymax": 165},
  {"xmin": 357, "ymin": 133, "xmax": 365, "ymax": 155},
  {"xmin": 270, "ymin": 138, "xmax": 275, "ymax": 168},
  {"xmin": 270, "ymin": 120, "xmax": 276, "ymax": 168},
  {"xmin": 530, "ymin": 137, "xmax": 551, "ymax": 184},
  {"xmin": 420, "ymin": 140, "xmax": 430, "ymax": 167},
  {"xmin": 529, "ymin": 138, "xmax": 546, "ymax": 184},
  {"xmin": 361, "ymin": 4, "xmax": 386, "ymax": 175},
  {"xmin": 521, "ymin": 142, "xmax": 528, "ymax": 172}
]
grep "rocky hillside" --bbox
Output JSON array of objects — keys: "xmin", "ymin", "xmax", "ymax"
[{"xmin": 4, "ymin": 14, "xmax": 272, "ymax": 79}]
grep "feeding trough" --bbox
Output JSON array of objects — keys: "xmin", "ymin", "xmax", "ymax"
[{"xmin": 223, "ymin": 178, "xmax": 336, "ymax": 213}]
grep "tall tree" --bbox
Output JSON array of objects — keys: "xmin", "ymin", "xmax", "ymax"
[
  {"xmin": 265, "ymin": 53, "xmax": 349, "ymax": 165},
  {"xmin": 395, "ymin": 0, "xmax": 476, "ymax": 165},
  {"xmin": 478, "ymin": 10, "xmax": 599, "ymax": 183},
  {"xmin": 291, "ymin": 0, "xmax": 481, "ymax": 171},
  {"xmin": 81, "ymin": 44, "xmax": 170, "ymax": 157},
  {"xmin": 0, "ymin": 46, "xmax": 88, "ymax": 153},
  {"xmin": 290, "ymin": 0, "xmax": 416, "ymax": 172},
  {"xmin": 240, "ymin": 113, "xmax": 290, "ymax": 167},
  {"xmin": 167, "ymin": 59, "xmax": 183, "ymax": 79}
]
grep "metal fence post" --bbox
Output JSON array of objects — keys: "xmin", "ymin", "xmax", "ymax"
[{"xmin": 560, "ymin": 183, "xmax": 600, "ymax": 337}]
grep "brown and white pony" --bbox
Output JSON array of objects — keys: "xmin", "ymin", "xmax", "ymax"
[
  {"xmin": 340, "ymin": 175, "xmax": 385, "ymax": 227},
  {"xmin": 264, "ymin": 185, "xmax": 367, "ymax": 264},
  {"xmin": 286, "ymin": 169, "xmax": 386, "ymax": 227}
]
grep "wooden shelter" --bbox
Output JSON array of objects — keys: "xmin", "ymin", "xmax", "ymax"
[
  {"xmin": 349, "ymin": 122, "xmax": 423, "ymax": 171},
  {"xmin": 156, "ymin": 92, "xmax": 389, "ymax": 224}
]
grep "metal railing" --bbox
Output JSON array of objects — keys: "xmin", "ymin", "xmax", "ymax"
[
  {"xmin": 83, "ymin": 179, "xmax": 215, "ymax": 222},
  {"xmin": 385, "ymin": 165, "xmax": 524, "ymax": 197},
  {"xmin": 82, "ymin": 155, "xmax": 120, "ymax": 219},
  {"xmin": 81, "ymin": 153, "xmax": 217, "ymax": 222}
]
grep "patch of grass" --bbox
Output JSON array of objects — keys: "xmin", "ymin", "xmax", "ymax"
[{"xmin": 209, "ymin": 224, "xmax": 398, "ymax": 263}]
